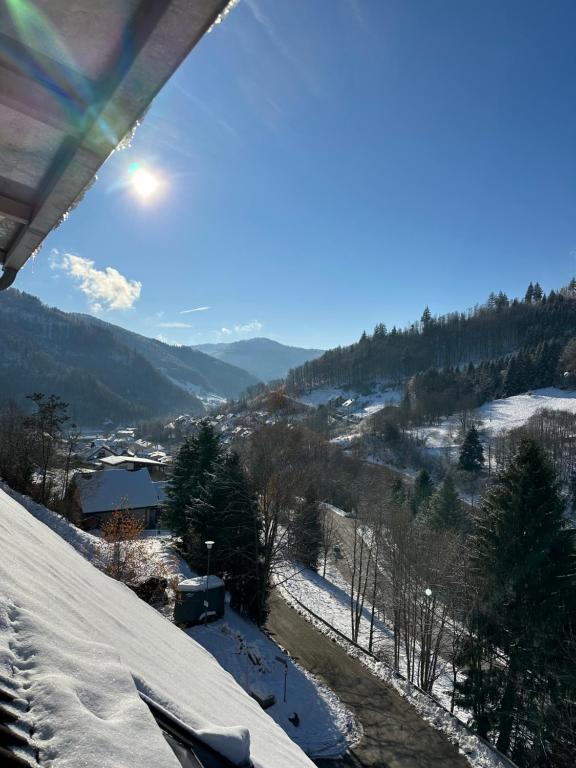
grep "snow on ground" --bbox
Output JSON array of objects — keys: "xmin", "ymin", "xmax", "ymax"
[
  {"xmin": 0, "ymin": 488, "xmax": 315, "ymax": 768},
  {"xmin": 275, "ymin": 561, "xmax": 511, "ymax": 768},
  {"xmin": 298, "ymin": 385, "xmax": 402, "ymax": 416},
  {"xmin": 477, "ymin": 387, "xmax": 576, "ymax": 432},
  {"xmin": 414, "ymin": 387, "xmax": 576, "ymax": 454},
  {"xmin": 277, "ymin": 560, "xmax": 461, "ymax": 716},
  {"xmin": 166, "ymin": 375, "xmax": 227, "ymax": 409},
  {"xmin": 188, "ymin": 610, "xmax": 360, "ymax": 758}
]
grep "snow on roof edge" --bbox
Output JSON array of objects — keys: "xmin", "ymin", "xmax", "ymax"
[{"xmin": 0, "ymin": 486, "xmax": 314, "ymax": 768}]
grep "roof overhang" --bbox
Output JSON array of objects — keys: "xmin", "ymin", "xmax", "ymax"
[{"xmin": 0, "ymin": 0, "xmax": 232, "ymax": 288}]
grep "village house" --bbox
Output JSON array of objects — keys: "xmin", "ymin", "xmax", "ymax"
[{"xmin": 74, "ymin": 468, "xmax": 164, "ymax": 530}]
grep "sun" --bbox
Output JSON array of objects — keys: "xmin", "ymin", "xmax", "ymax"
[{"xmin": 128, "ymin": 164, "xmax": 160, "ymax": 200}]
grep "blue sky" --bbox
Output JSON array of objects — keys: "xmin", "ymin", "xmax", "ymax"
[{"xmin": 17, "ymin": 0, "xmax": 576, "ymax": 349}]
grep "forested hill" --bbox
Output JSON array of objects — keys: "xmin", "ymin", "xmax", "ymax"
[
  {"xmin": 0, "ymin": 291, "xmax": 257, "ymax": 425},
  {"xmin": 286, "ymin": 281, "xmax": 576, "ymax": 393}
]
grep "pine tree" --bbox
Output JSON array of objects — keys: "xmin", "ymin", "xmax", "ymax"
[
  {"xmin": 456, "ymin": 439, "xmax": 576, "ymax": 763},
  {"xmin": 211, "ymin": 453, "xmax": 264, "ymax": 623},
  {"xmin": 533, "ymin": 282, "xmax": 543, "ymax": 302},
  {"xmin": 422, "ymin": 475, "xmax": 467, "ymax": 532},
  {"xmin": 163, "ymin": 421, "xmax": 221, "ymax": 539},
  {"xmin": 458, "ymin": 425, "xmax": 484, "ymax": 472},
  {"xmin": 391, "ymin": 475, "xmax": 407, "ymax": 506},
  {"xmin": 411, "ymin": 468, "xmax": 434, "ymax": 515},
  {"xmin": 524, "ymin": 282, "xmax": 534, "ymax": 303},
  {"xmin": 421, "ymin": 306, "xmax": 432, "ymax": 330},
  {"xmin": 292, "ymin": 486, "xmax": 322, "ymax": 571}
]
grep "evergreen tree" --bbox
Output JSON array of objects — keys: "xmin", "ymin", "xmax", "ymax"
[
  {"xmin": 182, "ymin": 445, "xmax": 269, "ymax": 624},
  {"xmin": 411, "ymin": 468, "xmax": 434, "ymax": 515},
  {"xmin": 458, "ymin": 425, "xmax": 484, "ymax": 472},
  {"xmin": 421, "ymin": 306, "xmax": 432, "ymax": 330},
  {"xmin": 422, "ymin": 475, "xmax": 467, "ymax": 532},
  {"xmin": 456, "ymin": 440, "xmax": 576, "ymax": 763},
  {"xmin": 210, "ymin": 453, "xmax": 264, "ymax": 623},
  {"xmin": 533, "ymin": 282, "xmax": 543, "ymax": 302},
  {"xmin": 292, "ymin": 486, "xmax": 322, "ymax": 570},
  {"xmin": 163, "ymin": 421, "xmax": 221, "ymax": 539},
  {"xmin": 391, "ymin": 475, "xmax": 407, "ymax": 506}
]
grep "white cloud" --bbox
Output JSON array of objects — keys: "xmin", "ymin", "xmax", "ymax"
[
  {"xmin": 157, "ymin": 322, "xmax": 192, "ymax": 329},
  {"xmin": 215, "ymin": 320, "xmax": 263, "ymax": 338},
  {"xmin": 235, "ymin": 320, "xmax": 263, "ymax": 333},
  {"xmin": 180, "ymin": 306, "xmax": 211, "ymax": 314},
  {"xmin": 50, "ymin": 250, "xmax": 141, "ymax": 311}
]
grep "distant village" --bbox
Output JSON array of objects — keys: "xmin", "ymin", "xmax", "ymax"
[{"xmin": 70, "ymin": 407, "xmax": 282, "ymax": 530}]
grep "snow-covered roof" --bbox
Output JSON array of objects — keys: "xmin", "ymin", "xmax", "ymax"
[
  {"xmin": 178, "ymin": 575, "xmax": 225, "ymax": 593},
  {"xmin": 99, "ymin": 455, "xmax": 164, "ymax": 468},
  {"xmin": 76, "ymin": 469, "xmax": 160, "ymax": 515},
  {"xmin": 0, "ymin": 488, "xmax": 314, "ymax": 768}
]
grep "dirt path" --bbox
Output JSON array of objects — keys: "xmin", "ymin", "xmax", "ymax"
[{"xmin": 266, "ymin": 593, "xmax": 468, "ymax": 768}]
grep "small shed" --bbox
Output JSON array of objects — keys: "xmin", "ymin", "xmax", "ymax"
[{"xmin": 174, "ymin": 576, "xmax": 225, "ymax": 627}]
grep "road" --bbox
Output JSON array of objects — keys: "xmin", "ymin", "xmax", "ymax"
[{"xmin": 266, "ymin": 593, "xmax": 468, "ymax": 768}]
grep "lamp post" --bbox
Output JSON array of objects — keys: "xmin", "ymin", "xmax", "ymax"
[
  {"xmin": 275, "ymin": 655, "xmax": 288, "ymax": 703},
  {"xmin": 204, "ymin": 540, "xmax": 214, "ymax": 627}
]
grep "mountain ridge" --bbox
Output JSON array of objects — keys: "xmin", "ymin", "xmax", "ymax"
[
  {"xmin": 0, "ymin": 291, "xmax": 258, "ymax": 424},
  {"xmin": 194, "ymin": 337, "xmax": 324, "ymax": 382}
]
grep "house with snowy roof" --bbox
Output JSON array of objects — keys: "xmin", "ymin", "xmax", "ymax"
[
  {"xmin": 74, "ymin": 468, "xmax": 164, "ymax": 529},
  {"xmin": 96, "ymin": 454, "xmax": 168, "ymax": 479}
]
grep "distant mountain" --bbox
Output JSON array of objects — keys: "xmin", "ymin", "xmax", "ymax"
[
  {"xmin": 76, "ymin": 316, "xmax": 259, "ymax": 399},
  {"xmin": 194, "ymin": 337, "xmax": 324, "ymax": 382},
  {"xmin": 0, "ymin": 291, "xmax": 258, "ymax": 425}
]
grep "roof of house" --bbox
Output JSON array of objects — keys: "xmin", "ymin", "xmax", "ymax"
[
  {"xmin": 0, "ymin": 487, "xmax": 313, "ymax": 767},
  {"xmin": 0, "ymin": 0, "xmax": 232, "ymax": 287},
  {"xmin": 178, "ymin": 575, "xmax": 225, "ymax": 593},
  {"xmin": 98, "ymin": 454, "xmax": 163, "ymax": 468},
  {"xmin": 76, "ymin": 468, "xmax": 160, "ymax": 514}
]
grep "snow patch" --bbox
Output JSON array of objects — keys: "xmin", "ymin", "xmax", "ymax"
[{"xmin": 187, "ymin": 610, "xmax": 360, "ymax": 758}]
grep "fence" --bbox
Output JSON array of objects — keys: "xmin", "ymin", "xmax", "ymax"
[{"xmin": 282, "ymin": 585, "xmax": 519, "ymax": 768}]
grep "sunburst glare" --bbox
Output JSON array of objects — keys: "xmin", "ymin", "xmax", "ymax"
[{"xmin": 128, "ymin": 163, "xmax": 161, "ymax": 201}]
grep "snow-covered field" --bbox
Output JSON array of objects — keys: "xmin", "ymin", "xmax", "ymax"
[
  {"xmin": 276, "ymin": 560, "xmax": 512, "ymax": 768},
  {"xmin": 416, "ymin": 387, "xmax": 576, "ymax": 452},
  {"xmin": 0, "ymin": 486, "xmax": 315, "ymax": 768}
]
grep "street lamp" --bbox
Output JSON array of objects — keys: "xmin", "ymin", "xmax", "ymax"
[
  {"xmin": 204, "ymin": 540, "xmax": 215, "ymax": 627},
  {"xmin": 275, "ymin": 655, "xmax": 288, "ymax": 703}
]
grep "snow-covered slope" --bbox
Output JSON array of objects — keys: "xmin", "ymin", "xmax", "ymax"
[
  {"xmin": 0, "ymin": 488, "xmax": 314, "ymax": 768},
  {"xmin": 417, "ymin": 388, "xmax": 576, "ymax": 451},
  {"xmin": 298, "ymin": 385, "xmax": 402, "ymax": 415}
]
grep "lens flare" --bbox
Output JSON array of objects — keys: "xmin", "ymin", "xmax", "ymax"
[{"xmin": 128, "ymin": 163, "xmax": 160, "ymax": 200}]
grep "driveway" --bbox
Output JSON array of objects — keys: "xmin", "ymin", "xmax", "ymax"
[{"xmin": 266, "ymin": 593, "xmax": 469, "ymax": 768}]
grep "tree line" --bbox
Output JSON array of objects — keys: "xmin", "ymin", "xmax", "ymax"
[
  {"xmin": 333, "ymin": 439, "xmax": 575, "ymax": 766},
  {"xmin": 286, "ymin": 280, "xmax": 576, "ymax": 392}
]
